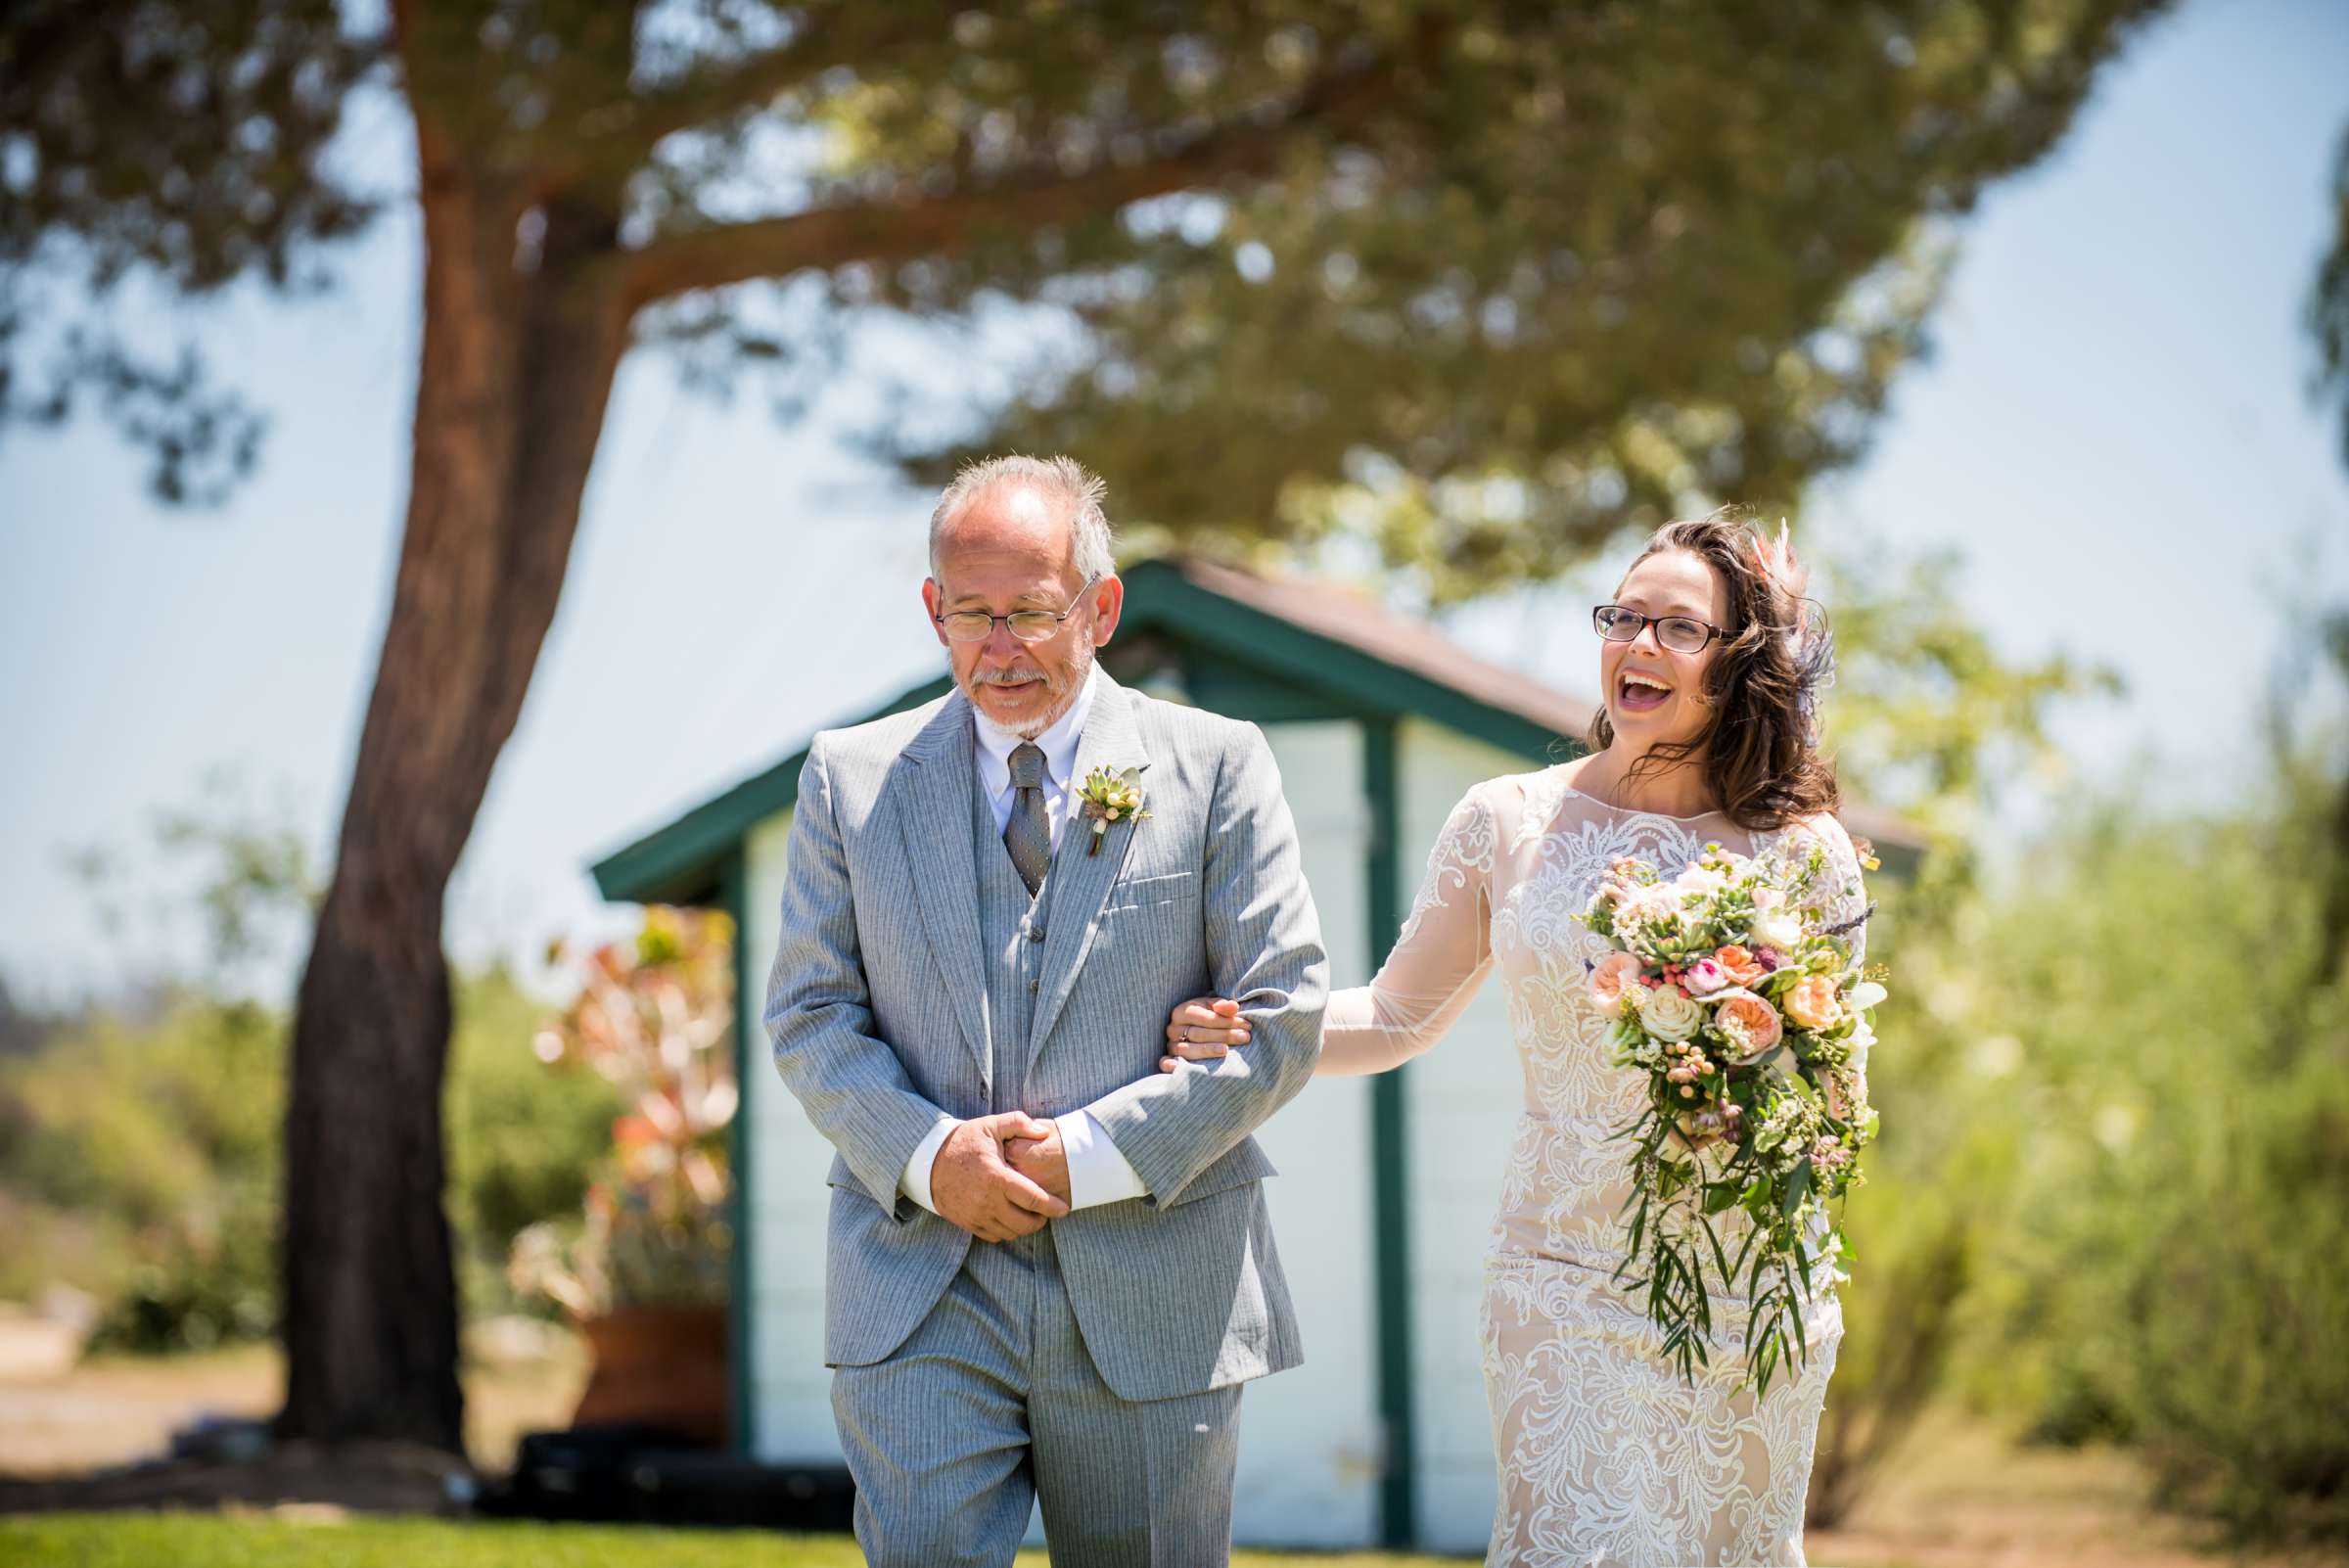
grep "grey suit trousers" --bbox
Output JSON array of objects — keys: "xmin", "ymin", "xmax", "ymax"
[{"xmin": 832, "ymin": 1222, "xmax": 1242, "ymax": 1568}]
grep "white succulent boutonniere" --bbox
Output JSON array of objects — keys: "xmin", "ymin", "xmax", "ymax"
[{"xmin": 1073, "ymin": 764, "xmax": 1149, "ymax": 855}]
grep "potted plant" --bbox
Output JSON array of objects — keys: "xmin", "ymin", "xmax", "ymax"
[{"xmin": 508, "ymin": 905, "xmax": 737, "ymax": 1447}]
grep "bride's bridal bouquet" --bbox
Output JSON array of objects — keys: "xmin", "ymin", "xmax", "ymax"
[{"xmin": 1578, "ymin": 835, "xmax": 1887, "ymax": 1395}]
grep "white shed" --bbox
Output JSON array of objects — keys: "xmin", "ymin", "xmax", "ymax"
[{"xmin": 588, "ymin": 557, "xmax": 1919, "ymax": 1553}]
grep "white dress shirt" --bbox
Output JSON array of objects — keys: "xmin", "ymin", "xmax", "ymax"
[{"xmin": 900, "ymin": 664, "xmax": 1151, "ymax": 1214}]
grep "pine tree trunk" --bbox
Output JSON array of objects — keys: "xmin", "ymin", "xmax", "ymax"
[{"xmin": 275, "ymin": 116, "xmax": 627, "ymax": 1449}]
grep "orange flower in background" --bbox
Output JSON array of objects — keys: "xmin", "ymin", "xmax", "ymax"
[
  {"xmin": 1783, "ymin": 973, "xmax": 1845, "ymax": 1032},
  {"xmin": 1713, "ymin": 944, "xmax": 1766, "ymax": 986},
  {"xmin": 510, "ymin": 903, "xmax": 739, "ymax": 1319}
]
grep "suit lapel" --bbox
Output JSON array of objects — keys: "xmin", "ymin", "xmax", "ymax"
[
  {"xmin": 1030, "ymin": 672, "xmax": 1152, "ymax": 1054},
  {"xmin": 891, "ymin": 694, "xmax": 990, "ymax": 1075}
]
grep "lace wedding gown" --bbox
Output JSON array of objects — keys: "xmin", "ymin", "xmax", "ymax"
[{"xmin": 1322, "ymin": 766, "xmax": 1873, "ymax": 1567}]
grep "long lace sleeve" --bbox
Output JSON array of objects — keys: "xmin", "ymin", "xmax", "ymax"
[{"xmin": 1320, "ymin": 784, "xmax": 1499, "ymax": 1076}]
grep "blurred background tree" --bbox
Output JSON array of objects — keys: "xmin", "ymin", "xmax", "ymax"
[
  {"xmin": 2311, "ymin": 119, "xmax": 2349, "ymax": 466},
  {"xmin": 1, "ymin": 0, "xmax": 2170, "ymax": 1449}
]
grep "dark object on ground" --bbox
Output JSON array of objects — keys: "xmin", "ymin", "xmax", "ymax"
[
  {"xmin": 0, "ymin": 1439, "xmax": 468, "ymax": 1516},
  {"xmin": 170, "ymin": 1414, "xmax": 272, "ymax": 1466},
  {"xmin": 474, "ymin": 1424, "xmax": 854, "ymax": 1531}
]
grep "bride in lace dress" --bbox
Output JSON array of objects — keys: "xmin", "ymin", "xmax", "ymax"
[{"xmin": 1166, "ymin": 516, "xmax": 1873, "ymax": 1566}]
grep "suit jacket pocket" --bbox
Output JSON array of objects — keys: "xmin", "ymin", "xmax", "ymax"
[{"xmin": 1102, "ymin": 869, "xmax": 1196, "ymax": 913}]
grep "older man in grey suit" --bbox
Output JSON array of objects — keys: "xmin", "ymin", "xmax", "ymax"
[{"xmin": 764, "ymin": 454, "xmax": 1328, "ymax": 1567}]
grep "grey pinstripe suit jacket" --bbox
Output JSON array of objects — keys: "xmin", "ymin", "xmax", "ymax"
[{"xmin": 763, "ymin": 670, "xmax": 1330, "ymax": 1401}]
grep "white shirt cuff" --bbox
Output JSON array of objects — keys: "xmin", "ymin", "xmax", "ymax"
[
  {"xmin": 899, "ymin": 1119, "xmax": 957, "ymax": 1214},
  {"xmin": 1057, "ymin": 1110, "xmax": 1148, "ymax": 1209}
]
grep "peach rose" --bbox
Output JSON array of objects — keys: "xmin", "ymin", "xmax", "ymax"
[
  {"xmin": 1782, "ymin": 973, "xmax": 1846, "ymax": 1032},
  {"xmin": 1713, "ymin": 992, "xmax": 1784, "ymax": 1062},
  {"xmin": 1589, "ymin": 951, "xmax": 1644, "ymax": 1008},
  {"xmin": 1713, "ymin": 944, "xmax": 1767, "ymax": 986}
]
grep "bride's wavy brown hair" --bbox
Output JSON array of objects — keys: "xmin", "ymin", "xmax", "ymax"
[{"xmin": 1584, "ymin": 509, "xmax": 1840, "ymax": 832}]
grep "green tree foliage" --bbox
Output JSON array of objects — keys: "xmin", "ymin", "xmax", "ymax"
[
  {"xmin": 8, "ymin": 2, "xmax": 2168, "ymax": 556},
  {"xmin": 1, "ymin": 990, "xmax": 282, "ymax": 1350},
  {"xmin": 2311, "ymin": 120, "xmax": 2349, "ymax": 468},
  {"xmin": 903, "ymin": 4, "xmax": 2173, "ymax": 596},
  {"xmin": 1974, "ymin": 773, "xmax": 2346, "ymax": 1540},
  {"xmin": 0, "ymin": 0, "xmax": 382, "ymax": 501},
  {"xmin": 444, "ymin": 969, "xmax": 626, "ymax": 1268}
]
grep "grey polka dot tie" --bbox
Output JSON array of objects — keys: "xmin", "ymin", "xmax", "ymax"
[{"xmin": 1004, "ymin": 742, "xmax": 1052, "ymax": 896}]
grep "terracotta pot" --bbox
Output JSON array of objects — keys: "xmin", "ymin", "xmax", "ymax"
[{"xmin": 571, "ymin": 1302, "xmax": 729, "ymax": 1448}]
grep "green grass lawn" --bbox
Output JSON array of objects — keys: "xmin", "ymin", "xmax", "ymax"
[{"xmin": 0, "ymin": 1513, "xmax": 1473, "ymax": 1568}]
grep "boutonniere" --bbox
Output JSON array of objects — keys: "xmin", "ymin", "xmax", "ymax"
[{"xmin": 1072, "ymin": 764, "xmax": 1149, "ymax": 855}]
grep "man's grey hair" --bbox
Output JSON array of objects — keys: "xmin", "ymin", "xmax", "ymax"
[{"xmin": 928, "ymin": 454, "xmax": 1116, "ymax": 582}]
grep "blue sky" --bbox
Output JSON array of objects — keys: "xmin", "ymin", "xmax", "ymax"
[{"xmin": 5, "ymin": 0, "xmax": 2347, "ymax": 1003}]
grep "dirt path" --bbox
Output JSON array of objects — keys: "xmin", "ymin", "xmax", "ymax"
[
  {"xmin": 1804, "ymin": 1411, "xmax": 2321, "ymax": 1568},
  {"xmin": 0, "ymin": 1330, "xmax": 586, "ymax": 1480}
]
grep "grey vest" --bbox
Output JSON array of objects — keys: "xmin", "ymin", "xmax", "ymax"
[{"xmin": 973, "ymin": 763, "xmax": 1053, "ymax": 1114}]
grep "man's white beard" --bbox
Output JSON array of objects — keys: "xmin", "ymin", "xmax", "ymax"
[{"xmin": 969, "ymin": 645, "xmax": 1093, "ymax": 739}]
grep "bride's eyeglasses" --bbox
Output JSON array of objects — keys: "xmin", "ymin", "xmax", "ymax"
[
  {"xmin": 1592, "ymin": 603, "xmax": 1727, "ymax": 654},
  {"xmin": 936, "ymin": 576, "xmax": 1100, "ymax": 644}
]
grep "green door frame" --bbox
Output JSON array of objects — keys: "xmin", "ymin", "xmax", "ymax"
[{"xmin": 1361, "ymin": 716, "xmax": 1416, "ymax": 1548}]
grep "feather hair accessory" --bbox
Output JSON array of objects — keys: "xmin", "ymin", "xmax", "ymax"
[{"xmin": 1749, "ymin": 518, "xmax": 1836, "ymax": 738}]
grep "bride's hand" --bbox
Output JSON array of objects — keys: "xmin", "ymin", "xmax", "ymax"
[{"xmin": 1159, "ymin": 996, "xmax": 1250, "ymax": 1073}]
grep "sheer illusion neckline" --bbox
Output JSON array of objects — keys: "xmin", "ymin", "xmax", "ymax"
[{"xmin": 1552, "ymin": 776, "xmax": 1729, "ymax": 825}]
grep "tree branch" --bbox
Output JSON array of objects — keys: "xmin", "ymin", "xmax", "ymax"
[
  {"xmin": 618, "ymin": 51, "xmax": 1393, "ymax": 312},
  {"xmin": 622, "ymin": 9, "xmax": 939, "ymax": 152},
  {"xmin": 625, "ymin": 33, "xmax": 828, "ymax": 148}
]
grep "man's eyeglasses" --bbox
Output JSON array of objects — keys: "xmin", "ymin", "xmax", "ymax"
[
  {"xmin": 1592, "ymin": 603, "xmax": 1728, "ymax": 655},
  {"xmin": 936, "ymin": 576, "xmax": 1101, "ymax": 644}
]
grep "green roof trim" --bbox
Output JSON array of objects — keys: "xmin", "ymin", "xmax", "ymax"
[
  {"xmin": 591, "ymin": 674, "xmax": 955, "ymax": 904},
  {"xmin": 1115, "ymin": 561, "xmax": 1578, "ymax": 761}
]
